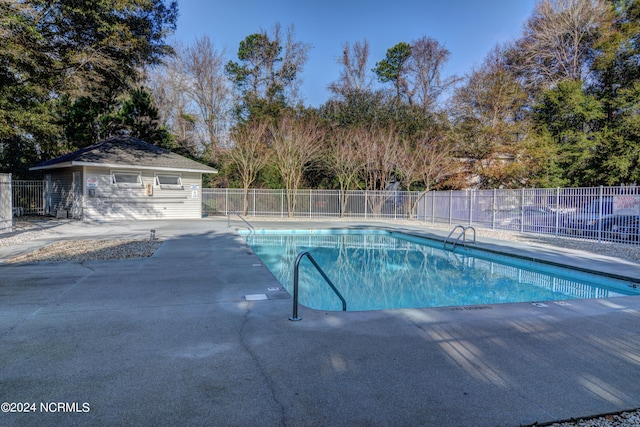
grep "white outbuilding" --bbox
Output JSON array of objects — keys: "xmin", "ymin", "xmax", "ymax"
[{"xmin": 30, "ymin": 136, "xmax": 217, "ymax": 220}]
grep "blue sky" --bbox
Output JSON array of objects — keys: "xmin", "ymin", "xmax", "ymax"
[{"xmin": 172, "ymin": 0, "xmax": 537, "ymax": 107}]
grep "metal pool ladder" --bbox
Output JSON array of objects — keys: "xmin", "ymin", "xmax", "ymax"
[
  {"xmin": 227, "ymin": 210, "xmax": 254, "ymax": 234},
  {"xmin": 290, "ymin": 251, "xmax": 346, "ymax": 321},
  {"xmin": 443, "ymin": 225, "xmax": 476, "ymax": 251}
]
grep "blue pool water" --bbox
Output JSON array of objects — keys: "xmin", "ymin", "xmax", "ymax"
[{"xmin": 242, "ymin": 229, "xmax": 640, "ymax": 311}]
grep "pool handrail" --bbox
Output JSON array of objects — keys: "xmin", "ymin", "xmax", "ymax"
[
  {"xmin": 290, "ymin": 251, "xmax": 346, "ymax": 321},
  {"xmin": 227, "ymin": 210, "xmax": 254, "ymax": 233},
  {"xmin": 443, "ymin": 225, "xmax": 476, "ymax": 250}
]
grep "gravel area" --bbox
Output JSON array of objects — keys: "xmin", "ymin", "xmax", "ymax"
[
  {"xmin": 5, "ymin": 239, "xmax": 163, "ymax": 263},
  {"xmin": 0, "ymin": 219, "xmax": 162, "ymax": 263},
  {"xmin": 0, "ymin": 220, "xmax": 63, "ymax": 248},
  {"xmin": 533, "ymin": 409, "xmax": 640, "ymax": 427}
]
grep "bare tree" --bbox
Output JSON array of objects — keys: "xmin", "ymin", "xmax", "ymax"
[
  {"xmin": 147, "ymin": 37, "xmax": 232, "ymax": 161},
  {"xmin": 328, "ymin": 39, "xmax": 373, "ymax": 98},
  {"xmin": 358, "ymin": 125, "xmax": 403, "ymax": 214},
  {"xmin": 279, "ymin": 24, "xmax": 311, "ymax": 104},
  {"xmin": 324, "ymin": 126, "xmax": 367, "ymax": 216},
  {"xmin": 515, "ymin": 0, "xmax": 611, "ymax": 88},
  {"xmin": 226, "ymin": 120, "xmax": 271, "ymax": 215},
  {"xmin": 270, "ymin": 114, "xmax": 325, "ymax": 217},
  {"xmin": 146, "ymin": 46, "xmax": 199, "ymax": 155},
  {"xmin": 396, "ymin": 131, "xmax": 458, "ymax": 218},
  {"xmin": 184, "ymin": 36, "xmax": 232, "ymax": 163},
  {"xmin": 361, "ymin": 125, "xmax": 402, "ymax": 192},
  {"xmin": 407, "ymin": 36, "xmax": 460, "ymax": 112}
]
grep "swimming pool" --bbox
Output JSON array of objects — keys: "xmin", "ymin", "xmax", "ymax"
[{"xmin": 242, "ymin": 229, "xmax": 640, "ymax": 311}]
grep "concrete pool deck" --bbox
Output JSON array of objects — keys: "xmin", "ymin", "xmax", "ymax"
[{"xmin": 1, "ymin": 217, "xmax": 640, "ymax": 426}]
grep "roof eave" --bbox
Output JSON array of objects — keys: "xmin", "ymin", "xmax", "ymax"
[
  {"xmin": 29, "ymin": 161, "xmax": 75, "ymax": 171},
  {"xmin": 30, "ymin": 161, "xmax": 218, "ymax": 174}
]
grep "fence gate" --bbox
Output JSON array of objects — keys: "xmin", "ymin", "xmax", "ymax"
[
  {"xmin": 12, "ymin": 179, "xmax": 46, "ymax": 216},
  {"xmin": 0, "ymin": 173, "xmax": 11, "ymax": 232}
]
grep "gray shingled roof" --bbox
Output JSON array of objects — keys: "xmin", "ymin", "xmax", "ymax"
[{"xmin": 30, "ymin": 136, "xmax": 217, "ymax": 173}]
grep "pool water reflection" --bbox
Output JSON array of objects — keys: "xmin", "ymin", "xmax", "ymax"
[{"xmin": 242, "ymin": 230, "xmax": 640, "ymax": 311}]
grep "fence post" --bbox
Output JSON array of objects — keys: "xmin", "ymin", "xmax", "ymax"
[
  {"xmin": 520, "ymin": 188, "xmax": 525, "ymax": 233},
  {"xmin": 492, "ymin": 189, "xmax": 496, "ymax": 229},
  {"xmin": 10, "ymin": 174, "xmax": 13, "ymax": 229},
  {"xmin": 2, "ymin": 174, "xmax": 13, "ymax": 231},
  {"xmin": 431, "ymin": 191, "xmax": 435, "ymax": 223},
  {"xmin": 364, "ymin": 190, "xmax": 368, "ymax": 220},
  {"xmin": 225, "ymin": 188, "xmax": 228, "ymax": 215},
  {"xmin": 555, "ymin": 187, "xmax": 560, "ymax": 237},
  {"xmin": 41, "ymin": 179, "xmax": 46, "ymax": 215},
  {"xmin": 423, "ymin": 192, "xmax": 427, "ymax": 223},
  {"xmin": 394, "ymin": 191, "xmax": 397, "ymax": 220},
  {"xmin": 448, "ymin": 190, "xmax": 453, "ymax": 225},
  {"xmin": 597, "ymin": 185, "xmax": 603, "ymax": 242},
  {"xmin": 469, "ymin": 189, "xmax": 473, "ymax": 226}
]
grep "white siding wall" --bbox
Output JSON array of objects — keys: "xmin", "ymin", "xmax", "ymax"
[{"xmin": 81, "ymin": 167, "xmax": 203, "ymax": 220}]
